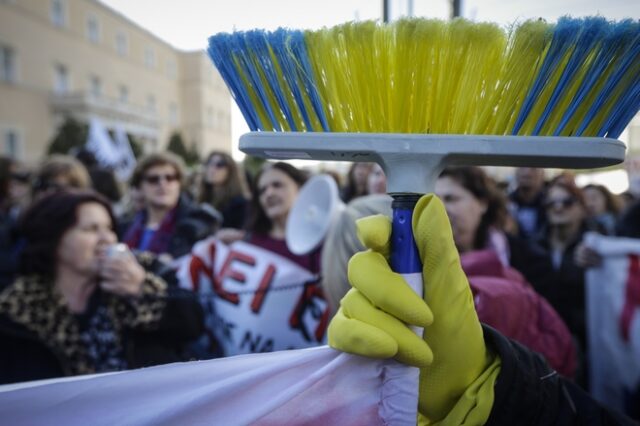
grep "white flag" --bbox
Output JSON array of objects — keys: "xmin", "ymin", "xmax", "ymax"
[
  {"xmin": 86, "ymin": 117, "xmax": 118, "ymax": 165},
  {"xmin": 112, "ymin": 126, "xmax": 136, "ymax": 181},
  {"xmin": 585, "ymin": 232, "xmax": 640, "ymax": 413},
  {"xmin": 0, "ymin": 347, "xmax": 419, "ymax": 425}
]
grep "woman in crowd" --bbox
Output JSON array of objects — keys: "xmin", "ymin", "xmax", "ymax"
[
  {"xmin": 31, "ymin": 154, "xmax": 92, "ymax": 199},
  {"xmin": 435, "ymin": 166, "xmax": 554, "ymax": 290},
  {"xmin": 322, "ymin": 193, "xmax": 576, "ymax": 377},
  {"xmin": 245, "ymin": 162, "xmax": 319, "ymax": 273},
  {"xmin": 367, "ymin": 163, "xmax": 387, "ymax": 195},
  {"xmin": 0, "ymin": 190, "xmax": 204, "ymax": 384},
  {"xmin": 340, "ymin": 162, "xmax": 372, "ymax": 202},
  {"xmin": 535, "ymin": 178, "xmax": 605, "ymax": 385},
  {"xmin": 583, "ymin": 183, "xmax": 622, "ymax": 235},
  {"xmin": 198, "ymin": 151, "xmax": 249, "ymax": 230}
]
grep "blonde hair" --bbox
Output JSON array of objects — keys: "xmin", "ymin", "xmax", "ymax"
[{"xmin": 321, "ymin": 194, "xmax": 392, "ymax": 314}]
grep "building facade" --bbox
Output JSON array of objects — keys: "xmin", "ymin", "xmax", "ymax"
[{"xmin": 0, "ymin": 0, "xmax": 231, "ymax": 164}]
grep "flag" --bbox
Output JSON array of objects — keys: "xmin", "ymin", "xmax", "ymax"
[
  {"xmin": 177, "ymin": 237, "xmax": 329, "ymax": 356},
  {"xmin": 0, "ymin": 347, "xmax": 419, "ymax": 425},
  {"xmin": 85, "ymin": 118, "xmax": 136, "ymax": 182},
  {"xmin": 112, "ymin": 126, "xmax": 136, "ymax": 181},
  {"xmin": 584, "ymin": 232, "xmax": 640, "ymax": 414}
]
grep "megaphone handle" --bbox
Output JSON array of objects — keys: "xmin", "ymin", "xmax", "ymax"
[{"xmin": 390, "ymin": 194, "xmax": 424, "ymax": 337}]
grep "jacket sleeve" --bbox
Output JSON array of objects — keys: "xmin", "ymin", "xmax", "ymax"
[{"xmin": 483, "ymin": 325, "xmax": 636, "ymax": 426}]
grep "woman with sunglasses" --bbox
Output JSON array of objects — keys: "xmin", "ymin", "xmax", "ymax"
[
  {"xmin": 120, "ymin": 152, "xmax": 221, "ymax": 259},
  {"xmin": 198, "ymin": 151, "xmax": 249, "ymax": 230},
  {"xmin": 534, "ymin": 176, "xmax": 606, "ymax": 388}
]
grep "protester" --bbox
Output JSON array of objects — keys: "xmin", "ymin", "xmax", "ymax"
[
  {"xmin": 436, "ymin": 166, "xmax": 553, "ymax": 291},
  {"xmin": 198, "ymin": 150, "xmax": 249, "ymax": 230},
  {"xmin": 340, "ymin": 162, "xmax": 372, "ymax": 202},
  {"xmin": 535, "ymin": 178, "xmax": 606, "ymax": 388},
  {"xmin": 322, "ymin": 194, "xmax": 575, "ymax": 377},
  {"xmin": 234, "ymin": 161, "xmax": 320, "ymax": 273},
  {"xmin": 581, "ymin": 183, "xmax": 622, "ymax": 235},
  {"xmin": 367, "ymin": 163, "xmax": 387, "ymax": 195},
  {"xmin": 327, "ymin": 194, "xmax": 634, "ymax": 425},
  {"xmin": 178, "ymin": 162, "xmax": 327, "ymax": 358},
  {"xmin": 31, "ymin": 154, "xmax": 92, "ymax": 199},
  {"xmin": 508, "ymin": 167, "xmax": 548, "ymax": 240},
  {"xmin": 0, "ymin": 190, "xmax": 204, "ymax": 384},
  {"xmin": 120, "ymin": 152, "xmax": 221, "ymax": 260}
]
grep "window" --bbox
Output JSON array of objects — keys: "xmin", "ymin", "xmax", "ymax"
[
  {"xmin": 89, "ymin": 74, "xmax": 101, "ymax": 97},
  {"xmin": 169, "ymin": 103, "xmax": 179, "ymax": 125},
  {"xmin": 0, "ymin": 45, "xmax": 16, "ymax": 83},
  {"xmin": 166, "ymin": 60, "xmax": 177, "ymax": 79},
  {"xmin": 146, "ymin": 94, "xmax": 156, "ymax": 112},
  {"xmin": 54, "ymin": 64, "xmax": 69, "ymax": 94},
  {"xmin": 4, "ymin": 130, "xmax": 19, "ymax": 159},
  {"xmin": 116, "ymin": 31, "xmax": 128, "ymax": 56},
  {"xmin": 119, "ymin": 85, "xmax": 128, "ymax": 103},
  {"xmin": 144, "ymin": 47, "xmax": 155, "ymax": 68},
  {"xmin": 50, "ymin": 0, "xmax": 66, "ymax": 28},
  {"xmin": 87, "ymin": 15, "xmax": 100, "ymax": 43}
]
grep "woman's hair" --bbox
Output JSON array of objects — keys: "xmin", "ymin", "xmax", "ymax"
[
  {"xmin": 32, "ymin": 155, "xmax": 91, "ymax": 195},
  {"xmin": 547, "ymin": 177, "xmax": 586, "ymax": 207},
  {"xmin": 198, "ymin": 150, "xmax": 248, "ymax": 210},
  {"xmin": 439, "ymin": 166, "xmax": 509, "ymax": 250},
  {"xmin": 583, "ymin": 183, "xmax": 622, "ymax": 215},
  {"xmin": 341, "ymin": 162, "xmax": 372, "ymax": 202},
  {"xmin": 130, "ymin": 151, "xmax": 185, "ymax": 189},
  {"xmin": 18, "ymin": 190, "xmax": 116, "ymax": 279},
  {"xmin": 321, "ymin": 194, "xmax": 393, "ymax": 314},
  {"xmin": 247, "ymin": 162, "xmax": 308, "ymax": 235}
]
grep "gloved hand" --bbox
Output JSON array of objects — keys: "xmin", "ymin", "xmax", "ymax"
[{"xmin": 328, "ymin": 194, "xmax": 501, "ymax": 424}]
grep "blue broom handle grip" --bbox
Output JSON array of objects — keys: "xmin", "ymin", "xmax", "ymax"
[{"xmin": 391, "ymin": 195, "xmax": 424, "ymax": 336}]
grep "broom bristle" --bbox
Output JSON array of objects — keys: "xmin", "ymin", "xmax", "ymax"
[{"xmin": 207, "ymin": 17, "xmax": 640, "ymax": 138}]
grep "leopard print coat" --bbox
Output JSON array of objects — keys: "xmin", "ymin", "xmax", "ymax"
[{"xmin": 0, "ymin": 273, "xmax": 167, "ymax": 376}]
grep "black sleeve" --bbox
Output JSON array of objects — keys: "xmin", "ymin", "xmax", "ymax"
[{"xmin": 483, "ymin": 325, "xmax": 637, "ymax": 426}]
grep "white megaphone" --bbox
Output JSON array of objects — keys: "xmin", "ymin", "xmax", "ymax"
[{"xmin": 286, "ymin": 174, "xmax": 346, "ymax": 255}]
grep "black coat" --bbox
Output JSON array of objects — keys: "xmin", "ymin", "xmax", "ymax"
[{"xmin": 483, "ymin": 325, "xmax": 635, "ymax": 425}]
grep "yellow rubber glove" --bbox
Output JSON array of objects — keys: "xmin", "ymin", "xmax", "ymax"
[{"xmin": 328, "ymin": 194, "xmax": 501, "ymax": 424}]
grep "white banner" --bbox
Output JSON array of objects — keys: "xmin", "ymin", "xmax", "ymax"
[
  {"xmin": 585, "ymin": 232, "xmax": 640, "ymax": 413},
  {"xmin": 177, "ymin": 238, "xmax": 329, "ymax": 356},
  {"xmin": 85, "ymin": 119, "xmax": 137, "ymax": 182},
  {"xmin": 0, "ymin": 346, "xmax": 418, "ymax": 425}
]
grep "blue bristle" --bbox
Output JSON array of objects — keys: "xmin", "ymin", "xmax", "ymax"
[
  {"xmin": 270, "ymin": 29, "xmax": 316, "ymax": 131},
  {"xmin": 604, "ymin": 84, "xmax": 640, "ymax": 138},
  {"xmin": 543, "ymin": 17, "xmax": 608, "ymax": 135},
  {"xmin": 285, "ymin": 32, "xmax": 330, "ymax": 131},
  {"xmin": 512, "ymin": 17, "xmax": 578, "ymax": 135},
  {"xmin": 554, "ymin": 21, "xmax": 617, "ymax": 135},
  {"xmin": 233, "ymin": 32, "xmax": 283, "ymax": 130},
  {"xmin": 576, "ymin": 24, "xmax": 640, "ymax": 136},
  {"xmin": 245, "ymin": 31, "xmax": 298, "ymax": 131},
  {"xmin": 208, "ymin": 34, "xmax": 260, "ymax": 131}
]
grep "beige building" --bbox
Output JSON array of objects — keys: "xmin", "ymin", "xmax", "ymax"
[{"xmin": 0, "ymin": 0, "xmax": 231, "ymax": 165}]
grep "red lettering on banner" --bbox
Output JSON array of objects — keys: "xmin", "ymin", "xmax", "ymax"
[
  {"xmin": 188, "ymin": 243, "xmax": 217, "ymax": 291},
  {"xmin": 250, "ymin": 264, "xmax": 276, "ymax": 313},
  {"xmin": 620, "ymin": 254, "xmax": 640, "ymax": 342},
  {"xmin": 290, "ymin": 281, "xmax": 329, "ymax": 342},
  {"xmin": 214, "ymin": 250, "xmax": 256, "ymax": 305}
]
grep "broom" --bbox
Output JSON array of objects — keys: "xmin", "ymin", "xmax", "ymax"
[{"xmin": 206, "ymin": 16, "xmax": 637, "ymax": 409}]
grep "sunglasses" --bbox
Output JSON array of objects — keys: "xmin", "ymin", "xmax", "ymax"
[
  {"xmin": 143, "ymin": 173, "xmax": 179, "ymax": 185},
  {"xmin": 544, "ymin": 197, "xmax": 576, "ymax": 209},
  {"xmin": 208, "ymin": 160, "xmax": 228, "ymax": 169}
]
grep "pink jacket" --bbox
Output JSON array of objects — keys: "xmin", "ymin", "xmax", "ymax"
[{"xmin": 461, "ymin": 249, "xmax": 576, "ymax": 378}]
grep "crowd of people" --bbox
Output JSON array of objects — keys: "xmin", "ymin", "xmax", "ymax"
[{"xmin": 0, "ymin": 150, "xmax": 638, "ymax": 422}]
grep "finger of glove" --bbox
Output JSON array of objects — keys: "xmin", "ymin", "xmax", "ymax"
[
  {"xmin": 341, "ymin": 289, "xmax": 433, "ymax": 367},
  {"xmin": 348, "ymin": 250, "xmax": 433, "ymax": 327},
  {"xmin": 328, "ymin": 308, "xmax": 398, "ymax": 360},
  {"xmin": 356, "ymin": 214, "xmax": 391, "ymax": 258}
]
